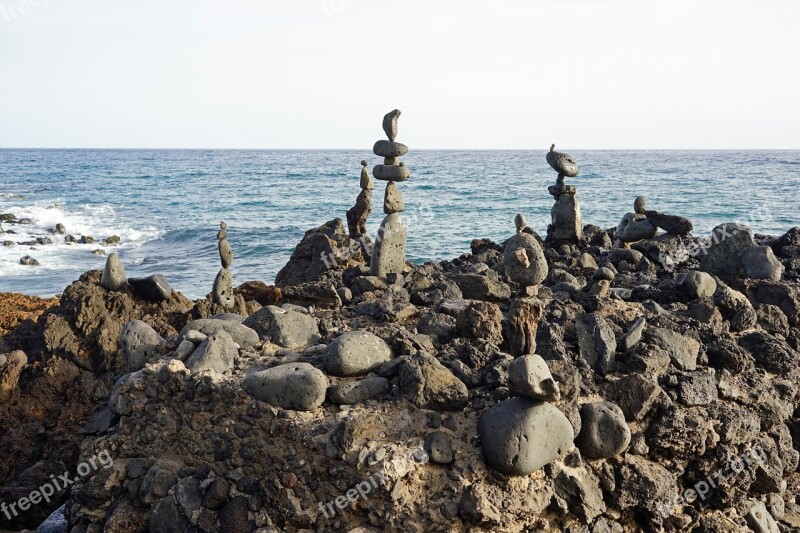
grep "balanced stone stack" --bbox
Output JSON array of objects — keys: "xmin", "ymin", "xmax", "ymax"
[
  {"xmin": 545, "ymin": 144, "xmax": 582, "ymax": 245},
  {"xmin": 370, "ymin": 109, "xmax": 409, "ymax": 277},
  {"xmin": 615, "ymin": 196, "xmax": 658, "ymax": 245},
  {"xmin": 345, "ymin": 160, "xmax": 373, "ymax": 239},
  {"xmin": 212, "ymin": 221, "xmax": 234, "ymax": 309}
]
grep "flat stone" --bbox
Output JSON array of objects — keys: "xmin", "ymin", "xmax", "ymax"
[
  {"xmin": 644, "ymin": 327, "xmax": 700, "ymax": 371},
  {"xmin": 608, "ymin": 247, "xmax": 644, "ymax": 265},
  {"xmin": 119, "ymin": 320, "xmax": 164, "ymax": 372},
  {"xmin": 219, "ymin": 239, "xmax": 233, "ymax": 268},
  {"xmin": 384, "ymin": 181, "xmax": 405, "ymax": 214},
  {"xmin": 508, "ymin": 354, "xmax": 560, "ymax": 401},
  {"xmin": 242, "ymin": 305, "xmax": 320, "ymax": 349},
  {"xmin": 101, "ymin": 252, "xmax": 127, "ymax": 291},
  {"xmin": 128, "ymin": 274, "xmax": 172, "ymax": 302},
  {"xmin": 242, "ymin": 362, "xmax": 328, "ymax": 411},
  {"xmin": 373, "ymin": 140, "xmax": 408, "ymax": 158},
  {"xmin": 503, "ymin": 233, "xmax": 548, "ymax": 287},
  {"xmin": 370, "ymin": 213, "xmax": 407, "ymax": 277},
  {"xmin": 575, "ymin": 313, "xmax": 617, "ymax": 374},
  {"xmin": 478, "ymin": 397, "xmax": 574, "ymax": 475},
  {"xmin": 212, "ymin": 268, "xmax": 234, "ymax": 309},
  {"xmin": 323, "ymin": 331, "xmax": 393, "ymax": 377},
  {"xmin": 327, "ymin": 376, "xmax": 389, "ymax": 405},
  {"xmin": 619, "ymin": 316, "xmax": 646, "ymax": 352},
  {"xmin": 373, "ymin": 164, "xmax": 410, "ymax": 182},
  {"xmin": 575, "ymin": 401, "xmax": 631, "ymax": 458},
  {"xmin": 546, "ymin": 145, "xmax": 579, "ymax": 177},
  {"xmin": 644, "ymin": 211, "xmax": 693, "ymax": 235},
  {"xmin": 180, "ymin": 319, "xmax": 259, "ymax": 348},
  {"xmin": 185, "ymin": 331, "xmax": 237, "ymax": 373}
]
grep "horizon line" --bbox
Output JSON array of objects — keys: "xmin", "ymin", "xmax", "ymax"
[{"xmin": 1, "ymin": 147, "xmax": 799, "ymax": 151}]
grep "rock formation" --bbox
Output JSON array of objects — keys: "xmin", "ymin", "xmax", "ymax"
[
  {"xmin": 616, "ymin": 196, "xmax": 658, "ymax": 245},
  {"xmin": 345, "ymin": 160, "xmax": 373, "ymax": 239},
  {"xmin": 370, "ymin": 109, "xmax": 410, "ymax": 277},
  {"xmin": 212, "ymin": 221, "xmax": 234, "ymax": 309},
  {"xmin": 545, "ymin": 144, "xmax": 583, "ymax": 245}
]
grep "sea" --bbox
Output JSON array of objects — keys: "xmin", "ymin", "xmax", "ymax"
[{"xmin": 1, "ymin": 149, "xmax": 798, "ymax": 299}]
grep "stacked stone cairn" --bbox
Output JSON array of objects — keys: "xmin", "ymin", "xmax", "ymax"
[
  {"xmin": 345, "ymin": 160, "xmax": 373, "ymax": 240},
  {"xmin": 615, "ymin": 196, "xmax": 658, "ymax": 246},
  {"xmin": 545, "ymin": 144, "xmax": 582, "ymax": 245},
  {"xmin": 212, "ymin": 221, "xmax": 234, "ymax": 309},
  {"xmin": 370, "ymin": 109, "xmax": 409, "ymax": 277}
]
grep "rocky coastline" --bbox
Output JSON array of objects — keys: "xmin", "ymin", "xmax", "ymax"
[{"xmin": 1, "ymin": 128, "xmax": 800, "ymax": 532}]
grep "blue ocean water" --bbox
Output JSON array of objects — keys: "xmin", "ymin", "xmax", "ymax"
[{"xmin": 1, "ymin": 149, "xmax": 798, "ymax": 298}]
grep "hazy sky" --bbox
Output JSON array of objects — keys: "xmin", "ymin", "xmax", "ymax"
[{"xmin": 0, "ymin": 0, "xmax": 797, "ymax": 149}]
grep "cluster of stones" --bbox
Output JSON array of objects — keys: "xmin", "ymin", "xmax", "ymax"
[
  {"xmin": 615, "ymin": 196, "xmax": 694, "ymax": 246},
  {"xmin": 545, "ymin": 144, "xmax": 583, "ymax": 244},
  {"xmin": 345, "ymin": 161, "xmax": 373, "ymax": 240},
  {"xmin": 212, "ymin": 222, "xmax": 234, "ymax": 309},
  {"xmin": 101, "ymin": 252, "xmax": 173, "ymax": 303},
  {"xmin": 370, "ymin": 109, "xmax": 409, "ymax": 277}
]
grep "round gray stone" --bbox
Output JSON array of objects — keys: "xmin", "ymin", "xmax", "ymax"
[
  {"xmin": 323, "ymin": 331, "xmax": 393, "ymax": 377},
  {"xmin": 212, "ymin": 268, "xmax": 234, "ymax": 309},
  {"xmin": 184, "ymin": 331, "xmax": 238, "ymax": 373},
  {"xmin": 179, "ymin": 319, "xmax": 258, "ymax": 348},
  {"xmin": 119, "ymin": 320, "xmax": 164, "ymax": 372},
  {"xmin": 478, "ymin": 397, "xmax": 574, "ymax": 475},
  {"xmin": 677, "ymin": 271, "xmax": 717, "ymax": 299},
  {"xmin": 575, "ymin": 401, "xmax": 631, "ymax": 458},
  {"xmin": 242, "ymin": 362, "xmax": 328, "ymax": 411},
  {"xmin": 373, "ymin": 140, "xmax": 408, "ymax": 158},
  {"xmin": 424, "ymin": 431, "xmax": 454, "ymax": 464}
]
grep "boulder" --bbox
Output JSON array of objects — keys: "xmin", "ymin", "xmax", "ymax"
[
  {"xmin": 740, "ymin": 246, "xmax": 783, "ymax": 281},
  {"xmin": 478, "ymin": 397, "xmax": 574, "ymax": 475},
  {"xmin": 243, "ymin": 306, "xmax": 319, "ymax": 349},
  {"xmin": 184, "ymin": 331, "xmax": 237, "ymax": 373},
  {"xmin": 451, "ymin": 273, "xmax": 511, "ymax": 302},
  {"xmin": 643, "ymin": 327, "xmax": 700, "ymax": 371},
  {"xmin": 507, "ymin": 354, "xmax": 560, "ymax": 401},
  {"xmin": 128, "ymin": 274, "xmax": 173, "ymax": 302},
  {"xmin": 644, "ymin": 211, "xmax": 693, "ymax": 235},
  {"xmin": 242, "ymin": 362, "xmax": 327, "ymax": 411},
  {"xmin": 677, "ymin": 271, "xmax": 717, "ymax": 300},
  {"xmin": 323, "ymin": 331, "xmax": 393, "ymax": 377},
  {"xmin": 575, "ymin": 401, "xmax": 631, "ymax": 458},
  {"xmin": 699, "ymin": 223, "xmax": 754, "ymax": 282},
  {"xmin": 119, "ymin": 320, "xmax": 164, "ymax": 373}
]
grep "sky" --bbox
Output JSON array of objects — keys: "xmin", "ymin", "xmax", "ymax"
[{"xmin": 0, "ymin": 0, "xmax": 797, "ymax": 149}]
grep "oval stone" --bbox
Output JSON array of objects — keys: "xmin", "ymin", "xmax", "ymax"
[
  {"xmin": 503, "ymin": 233, "xmax": 548, "ymax": 287},
  {"xmin": 373, "ymin": 140, "xmax": 408, "ymax": 158},
  {"xmin": 546, "ymin": 149, "xmax": 580, "ymax": 177},
  {"xmin": 478, "ymin": 397, "xmax": 574, "ymax": 475},
  {"xmin": 242, "ymin": 362, "xmax": 328, "ymax": 411},
  {"xmin": 373, "ymin": 164, "xmax": 410, "ymax": 182},
  {"xmin": 323, "ymin": 331, "xmax": 393, "ymax": 376}
]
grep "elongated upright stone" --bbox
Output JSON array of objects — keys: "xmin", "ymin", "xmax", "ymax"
[
  {"xmin": 213, "ymin": 268, "xmax": 234, "ymax": 309},
  {"xmin": 384, "ymin": 181, "xmax": 404, "ymax": 214},
  {"xmin": 371, "ymin": 213, "xmax": 406, "ymax": 276},
  {"xmin": 101, "ymin": 252, "xmax": 127, "ymax": 291}
]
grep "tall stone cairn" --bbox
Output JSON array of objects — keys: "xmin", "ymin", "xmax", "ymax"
[
  {"xmin": 545, "ymin": 144, "xmax": 583, "ymax": 245},
  {"xmin": 346, "ymin": 160, "xmax": 373, "ymax": 238},
  {"xmin": 212, "ymin": 221, "xmax": 234, "ymax": 309},
  {"xmin": 370, "ymin": 109, "xmax": 409, "ymax": 277}
]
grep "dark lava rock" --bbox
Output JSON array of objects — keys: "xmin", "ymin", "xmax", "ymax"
[{"xmin": 128, "ymin": 274, "xmax": 173, "ymax": 302}]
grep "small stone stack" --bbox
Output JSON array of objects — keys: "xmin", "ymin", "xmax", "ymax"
[
  {"xmin": 545, "ymin": 144, "xmax": 583, "ymax": 245},
  {"xmin": 212, "ymin": 221, "xmax": 234, "ymax": 309},
  {"xmin": 345, "ymin": 160, "xmax": 373, "ymax": 239},
  {"xmin": 370, "ymin": 109, "xmax": 409, "ymax": 277},
  {"xmin": 615, "ymin": 196, "xmax": 658, "ymax": 246}
]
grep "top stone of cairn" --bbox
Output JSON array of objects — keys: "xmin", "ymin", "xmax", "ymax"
[
  {"xmin": 382, "ymin": 109, "xmax": 401, "ymax": 142},
  {"xmin": 546, "ymin": 144, "xmax": 579, "ymax": 178}
]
